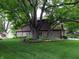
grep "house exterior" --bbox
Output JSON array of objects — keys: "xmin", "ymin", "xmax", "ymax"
[{"xmin": 16, "ymin": 20, "xmax": 65, "ymax": 39}]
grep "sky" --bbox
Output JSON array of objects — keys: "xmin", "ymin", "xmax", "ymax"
[{"xmin": 37, "ymin": 8, "xmax": 46, "ymax": 19}]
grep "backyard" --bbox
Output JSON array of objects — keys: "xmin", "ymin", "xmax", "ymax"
[
  {"xmin": 0, "ymin": 39, "xmax": 79, "ymax": 59},
  {"xmin": 0, "ymin": 0, "xmax": 79, "ymax": 59}
]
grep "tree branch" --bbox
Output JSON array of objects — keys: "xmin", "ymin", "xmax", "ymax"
[
  {"xmin": 5, "ymin": 21, "xmax": 9, "ymax": 32},
  {"xmin": 64, "ymin": 1, "xmax": 79, "ymax": 5},
  {"xmin": 17, "ymin": 0, "xmax": 30, "ymax": 19},
  {"xmin": 40, "ymin": 0, "xmax": 47, "ymax": 20},
  {"xmin": 27, "ymin": 0, "xmax": 34, "ymax": 7},
  {"xmin": 45, "ymin": 1, "xmax": 79, "ymax": 10}
]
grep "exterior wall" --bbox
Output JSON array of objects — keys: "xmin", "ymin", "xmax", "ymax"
[
  {"xmin": 48, "ymin": 31, "xmax": 61, "ymax": 39},
  {"xmin": 16, "ymin": 25, "xmax": 32, "ymax": 37},
  {"xmin": 16, "ymin": 30, "xmax": 62, "ymax": 39},
  {"xmin": 40, "ymin": 31, "xmax": 61, "ymax": 39},
  {"xmin": 16, "ymin": 22, "xmax": 65, "ymax": 39},
  {"xmin": 16, "ymin": 25, "xmax": 30, "ymax": 32},
  {"xmin": 41, "ymin": 31, "xmax": 48, "ymax": 37},
  {"xmin": 16, "ymin": 31, "xmax": 32, "ymax": 37}
]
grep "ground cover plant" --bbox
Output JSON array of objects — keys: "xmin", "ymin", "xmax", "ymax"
[{"xmin": 0, "ymin": 39, "xmax": 79, "ymax": 59}]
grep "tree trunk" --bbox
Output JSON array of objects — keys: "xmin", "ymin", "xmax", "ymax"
[
  {"xmin": 31, "ymin": 28, "xmax": 39, "ymax": 40},
  {"xmin": 29, "ymin": 18, "xmax": 40, "ymax": 40}
]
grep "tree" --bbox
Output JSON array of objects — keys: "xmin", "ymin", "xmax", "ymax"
[
  {"xmin": 46, "ymin": 0, "xmax": 79, "ymax": 32},
  {"xmin": 0, "ymin": 11, "xmax": 9, "ymax": 32},
  {"xmin": 0, "ymin": 0, "xmax": 48, "ymax": 40},
  {"xmin": 65, "ymin": 22, "xmax": 79, "ymax": 32},
  {"xmin": 0, "ymin": 0, "xmax": 79, "ymax": 40}
]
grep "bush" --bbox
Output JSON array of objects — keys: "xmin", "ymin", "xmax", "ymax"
[
  {"xmin": 63, "ymin": 36, "xmax": 68, "ymax": 39},
  {"xmin": 0, "ymin": 38, "xmax": 2, "ymax": 40}
]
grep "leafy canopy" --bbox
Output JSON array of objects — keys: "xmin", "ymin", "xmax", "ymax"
[{"xmin": 0, "ymin": 0, "xmax": 79, "ymax": 30}]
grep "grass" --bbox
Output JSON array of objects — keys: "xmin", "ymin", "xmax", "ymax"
[{"xmin": 0, "ymin": 39, "xmax": 79, "ymax": 59}]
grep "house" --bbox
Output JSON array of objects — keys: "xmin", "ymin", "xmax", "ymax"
[{"xmin": 16, "ymin": 20, "xmax": 65, "ymax": 39}]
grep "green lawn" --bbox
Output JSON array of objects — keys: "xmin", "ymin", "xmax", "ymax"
[{"xmin": 0, "ymin": 39, "xmax": 79, "ymax": 59}]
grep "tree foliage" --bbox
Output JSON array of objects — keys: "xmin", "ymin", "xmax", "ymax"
[
  {"xmin": 65, "ymin": 22, "xmax": 79, "ymax": 32},
  {"xmin": 0, "ymin": 0, "xmax": 79, "ymax": 39},
  {"xmin": 46, "ymin": 0, "xmax": 79, "ymax": 31}
]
